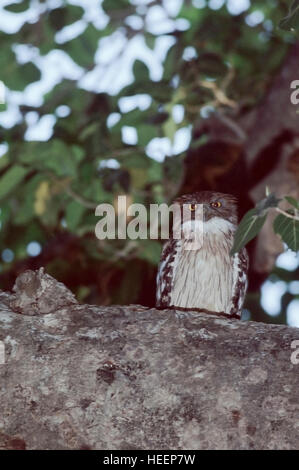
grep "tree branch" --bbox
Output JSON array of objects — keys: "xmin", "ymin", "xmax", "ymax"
[{"xmin": 0, "ymin": 269, "xmax": 298, "ymax": 450}]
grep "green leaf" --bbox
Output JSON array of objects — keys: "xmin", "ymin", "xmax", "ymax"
[
  {"xmin": 18, "ymin": 140, "xmax": 82, "ymax": 177},
  {"xmin": 79, "ymin": 122, "xmax": 100, "ymax": 141},
  {"xmin": 120, "ymin": 80, "xmax": 172, "ymax": 103},
  {"xmin": 45, "ymin": 152, "xmax": 77, "ymax": 177},
  {"xmin": 71, "ymin": 145, "xmax": 85, "ymax": 164},
  {"xmin": 122, "ymin": 153, "xmax": 150, "ymax": 169},
  {"xmin": 273, "ymin": 211, "xmax": 299, "ymax": 252},
  {"xmin": 102, "ymin": 0, "xmax": 130, "ymax": 12},
  {"xmin": 60, "ymin": 24, "xmax": 101, "ymax": 68},
  {"xmin": 48, "ymin": 5, "xmax": 84, "ymax": 31},
  {"xmin": 148, "ymin": 161, "xmax": 162, "ymax": 184},
  {"xmin": 163, "ymin": 45, "xmax": 177, "ymax": 81},
  {"xmin": 231, "ymin": 208, "xmax": 267, "ymax": 255},
  {"xmin": 65, "ymin": 200, "xmax": 85, "ymax": 231},
  {"xmin": 82, "ymin": 180, "xmax": 112, "ymax": 203},
  {"xmin": 0, "ymin": 203, "xmax": 11, "ymax": 231},
  {"xmin": 0, "ymin": 152, "xmax": 9, "ymax": 171},
  {"xmin": 0, "ymin": 49, "xmax": 41, "ymax": 90},
  {"xmin": 4, "ymin": 1, "xmax": 30, "ymax": 13},
  {"xmin": 120, "ymin": 108, "xmax": 145, "ymax": 127},
  {"xmin": 43, "ymin": 80, "xmax": 91, "ymax": 115},
  {"xmin": 285, "ymin": 196, "xmax": 299, "ymax": 209},
  {"xmin": 137, "ymin": 124, "xmax": 158, "ymax": 146},
  {"xmin": 145, "ymin": 34, "xmax": 156, "ymax": 50},
  {"xmin": 133, "ymin": 60, "xmax": 150, "ymax": 82},
  {"xmin": 14, "ymin": 63, "xmax": 41, "ymax": 90},
  {"xmin": 14, "ymin": 174, "xmax": 45, "ymax": 225},
  {"xmin": 0, "ymin": 165, "xmax": 28, "ymax": 200}
]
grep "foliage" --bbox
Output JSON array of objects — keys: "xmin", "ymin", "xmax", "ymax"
[
  {"xmin": 231, "ymin": 194, "xmax": 299, "ymax": 255},
  {"xmin": 0, "ymin": 0, "xmax": 298, "ymax": 320}
]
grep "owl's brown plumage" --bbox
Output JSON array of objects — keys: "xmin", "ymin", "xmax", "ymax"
[{"xmin": 156, "ymin": 191, "xmax": 248, "ymax": 318}]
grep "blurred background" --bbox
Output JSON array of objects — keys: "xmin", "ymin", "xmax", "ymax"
[{"xmin": 0, "ymin": 0, "xmax": 298, "ymax": 325}]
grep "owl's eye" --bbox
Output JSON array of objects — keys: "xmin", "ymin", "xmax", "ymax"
[
  {"xmin": 210, "ymin": 201, "xmax": 222, "ymax": 208},
  {"xmin": 189, "ymin": 203, "xmax": 197, "ymax": 211}
]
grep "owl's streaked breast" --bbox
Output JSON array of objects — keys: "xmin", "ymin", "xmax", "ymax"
[
  {"xmin": 156, "ymin": 214, "xmax": 248, "ymax": 317},
  {"xmin": 170, "ymin": 237, "xmax": 234, "ymax": 311}
]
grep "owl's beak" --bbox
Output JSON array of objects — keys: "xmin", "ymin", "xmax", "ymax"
[{"xmin": 203, "ymin": 204, "xmax": 214, "ymax": 222}]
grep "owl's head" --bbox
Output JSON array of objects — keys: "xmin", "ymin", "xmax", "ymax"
[
  {"xmin": 174, "ymin": 191, "xmax": 238, "ymax": 225},
  {"xmin": 171, "ymin": 191, "xmax": 238, "ymax": 247}
]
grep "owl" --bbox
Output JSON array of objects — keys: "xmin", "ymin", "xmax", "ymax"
[{"xmin": 156, "ymin": 191, "xmax": 248, "ymax": 318}]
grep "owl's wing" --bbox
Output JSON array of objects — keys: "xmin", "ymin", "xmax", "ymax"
[
  {"xmin": 156, "ymin": 238, "xmax": 179, "ymax": 308},
  {"xmin": 229, "ymin": 247, "xmax": 249, "ymax": 318}
]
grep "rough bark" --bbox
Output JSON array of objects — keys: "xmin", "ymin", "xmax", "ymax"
[
  {"xmin": 244, "ymin": 41, "xmax": 299, "ymax": 164},
  {"xmin": 0, "ymin": 268, "xmax": 298, "ymax": 450}
]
